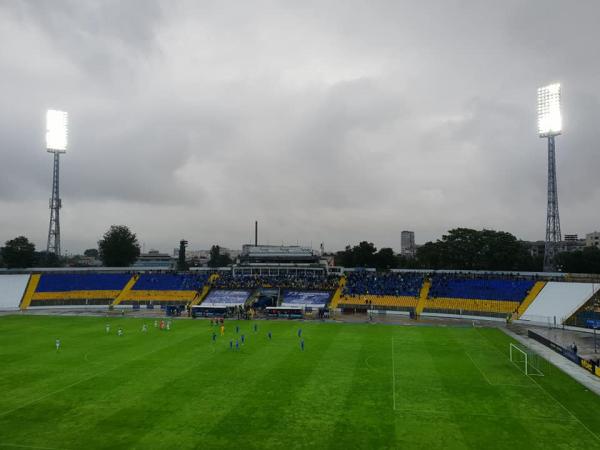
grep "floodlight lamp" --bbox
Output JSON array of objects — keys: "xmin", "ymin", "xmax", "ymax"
[
  {"xmin": 46, "ymin": 109, "xmax": 68, "ymax": 151},
  {"xmin": 537, "ymin": 83, "xmax": 562, "ymax": 137}
]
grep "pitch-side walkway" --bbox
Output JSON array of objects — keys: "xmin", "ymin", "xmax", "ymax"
[{"xmin": 502, "ymin": 327, "xmax": 600, "ymax": 397}]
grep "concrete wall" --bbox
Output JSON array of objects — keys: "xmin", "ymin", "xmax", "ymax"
[
  {"xmin": 0, "ymin": 274, "xmax": 30, "ymax": 310},
  {"xmin": 520, "ymin": 282, "xmax": 600, "ymax": 325}
]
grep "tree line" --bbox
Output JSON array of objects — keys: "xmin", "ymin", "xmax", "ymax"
[
  {"xmin": 0, "ymin": 225, "xmax": 232, "ymax": 269},
  {"xmin": 2, "ymin": 226, "xmax": 599, "ymax": 273},
  {"xmin": 335, "ymin": 228, "xmax": 600, "ymax": 273}
]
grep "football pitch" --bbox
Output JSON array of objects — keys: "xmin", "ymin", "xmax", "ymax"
[{"xmin": 1, "ymin": 315, "xmax": 599, "ymax": 449}]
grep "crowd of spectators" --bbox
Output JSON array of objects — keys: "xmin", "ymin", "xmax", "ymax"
[
  {"xmin": 343, "ymin": 272, "xmax": 423, "ymax": 297},
  {"xmin": 214, "ymin": 273, "xmax": 339, "ymax": 291}
]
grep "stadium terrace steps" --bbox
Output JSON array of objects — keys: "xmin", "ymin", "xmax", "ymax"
[
  {"xmin": 33, "ymin": 291, "xmax": 121, "ymax": 300},
  {"xmin": 514, "ymin": 281, "xmax": 546, "ymax": 319},
  {"xmin": 19, "ymin": 274, "xmax": 39, "ymax": 310},
  {"xmin": 111, "ymin": 274, "xmax": 140, "ymax": 306},
  {"xmin": 428, "ymin": 276, "xmax": 535, "ymax": 302},
  {"xmin": 415, "ymin": 279, "xmax": 431, "ymax": 315},
  {"xmin": 121, "ymin": 290, "xmax": 198, "ymax": 302},
  {"xmin": 423, "ymin": 297, "xmax": 519, "ymax": 315},
  {"xmin": 120, "ymin": 273, "xmax": 211, "ymax": 303},
  {"xmin": 190, "ymin": 273, "xmax": 219, "ymax": 306},
  {"xmin": 329, "ymin": 276, "xmax": 346, "ymax": 309},
  {"xmin": 244, "ymin": 288, "xmax": 262, "ymax": 308},
  {"xmin": 339, "ymin": 295, "xmax": 418, "ymax": 309},
  {"xmin": 30, "ymin": 273, "xmax": 132, "ymax": 305}
]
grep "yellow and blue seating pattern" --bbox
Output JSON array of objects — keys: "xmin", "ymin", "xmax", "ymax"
[
  {"xmin": 120, "ymin": 273, "xmax": 208, "ymax": 303},
  {"xmin": 28, "ymin": 272, "xmax": 210, "ymax": 306},
  {"xmin": 338, "ymin": 273, "xmax": 544, "ymax": 317},
  {"xmin": 30, "ymin": 273, "xmax": 132, "ymax": 306}
]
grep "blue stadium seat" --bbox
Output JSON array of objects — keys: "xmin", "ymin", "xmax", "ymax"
[{"xmin": 36, "ymin": 273, "xmax": 132, "ymax": 292}]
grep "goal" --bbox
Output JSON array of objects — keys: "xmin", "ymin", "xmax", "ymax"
[{"xmin": 509, "ymin": 343, "xmax": 544, "ymax": 376}]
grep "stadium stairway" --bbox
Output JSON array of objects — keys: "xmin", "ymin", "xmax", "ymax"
[
  {"xmin": 513, "ymin": 281, "xmax": 546, "ymax": 319},
  {"xmin": 244, "ymin": 288, "xmax": 262, "ymax": 308},
  {"xmin": 19, "ymin": 274, "xmax": 39, "ymax": 310},
  {"xmin": 415, "ymin": 278, "xmax": 431, "ymax": 316},
  {"xmin": 329, "ymin": 276, "xmax": 347, "ymax": 309},
  {"xmin": 111, "ymin": 274, "xmax": 140, "ymax": 307},
  {"xmin": 189, "ymin": 273, "xmax": 219, "ymax": 306}
]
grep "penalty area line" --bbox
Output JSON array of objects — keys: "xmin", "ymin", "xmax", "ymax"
[
  {"xmin": 465, "ymin": 351, "xmax": 533, "ymax": 388},
  {"xmin": 528, "ymin": 374, "xmax": 600, "ymax": 443},
  {"xmin": 393, "ymin": 407, "xmax": 576, "ymax": 423},
  {"xmin": 0, "ymin": 443, "xmax": 60, "ymax": 450},
  {"xmin": 474, "ymin": 328, "xmax": 599, "ymax": 442}
]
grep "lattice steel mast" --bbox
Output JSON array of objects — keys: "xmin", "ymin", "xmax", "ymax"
[
  {"xmin": 537, "ymin": 84, "xmax": 562, "ymax": 272},
  {"xmin": 45, "ymin": 110, "xmax": 68, "ymax": 257},
  {"xmin": 47, "ymin": 150, "xmax": 64, "ymax": 255},
  {"xmin": 543, "ymin": 135, "xmax": 561, "ymax": 271}
]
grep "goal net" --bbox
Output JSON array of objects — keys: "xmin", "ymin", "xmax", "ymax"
[{"xmin": 509, "ymin": 343, "xmax": 544, "ymax": 376}]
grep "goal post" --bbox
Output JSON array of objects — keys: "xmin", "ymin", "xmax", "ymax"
[{"xmin": 509, "ymin": 343, "xmax": 544, "ymax": 376}]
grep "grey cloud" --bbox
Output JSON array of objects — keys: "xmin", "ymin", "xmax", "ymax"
[{"xmin": 0, "ymin": 0, "xmax": 599, "ymax": 253}]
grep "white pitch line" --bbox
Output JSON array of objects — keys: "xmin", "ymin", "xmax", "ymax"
[
  {"xmin": 474, "ymin": 328, "xmax": 600, "ymax": 442},
  {"xmin": 529, "ymin": 374, "xmax": 600, "ymax": 442},
  {"xmin": 0, "ymin": 337, "xmax": 195, "ymax": 419},
  {"xmin": 391, "ymin": 337, "xmax": 396, "ymax": 411},
  {"xmin": 465, "ymin": 351, "xmax": 494, "ymax": 386},
  {"xmin": 0, "ymin": 443, "xmax": 60, "ymax": 450},
  {"xmin": 465, "ymin": 351, "xmax": 532, "ymax": 388},
  {"xmin": 393, "ymin": 407, "xmax": 576, "ymax": 422}
]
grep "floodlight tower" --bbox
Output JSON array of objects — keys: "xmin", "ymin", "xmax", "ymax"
[
  {"xmin": 537, "ymin": 84, "xmax": 562, "ymax": 271},
  {"xmin": 46, "ymin": 110, "xmax": 68, "ymax": 256}
]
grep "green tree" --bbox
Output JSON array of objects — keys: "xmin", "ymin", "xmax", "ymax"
[
  {"xmin": 556, "ymin": 247, "xmax": 600, "ymax": 274},
  {"xmin": 396, "ymin": 254, "xmax": 422, "ymax": 269},
  {"xmin": 1, "ymin": 236, "xmax": 36, "ymax": 268},
  {"xmin": 416, "ymin": 228, "xmax": 535, "ymax": 271},
  {"xmin": 335, "ymin": 242, "xmax": 378, "ymax": 268},
  {"xmin": 374, "ymin": 247, "xmax": 398, "ymax": 270},
  {"xmin": 353, "ymin": 241, "xmax": 378, "ymax": 267},
  {"xmin": 335, "ymin": 245, "xmax": 354, "ymax": 267},
  {"xmin": 84, "ymin": 248, "xmax": 99, "ymax": 258},
  {"xmin": 415, "ymin": 241, "xmax": 444, "ymax": 269},
  {"xmin": 208, "ymin": 245, "xmax": 232, "ymax": 267},
  {"xmin": 98, "ymin": 225, "xmax": 140, "ymax": 267},
  {"xmin": 34, "ymin": 251, "xmax": 62, "ymax": 268},
  {"xmin": 178, "ymin": 240, "xmax": 189, "ymax": 271}
]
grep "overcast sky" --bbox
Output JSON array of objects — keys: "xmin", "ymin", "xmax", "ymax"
[{"xmin": 1, "ymin": 0, "xmax": 599, "ymax": 255}]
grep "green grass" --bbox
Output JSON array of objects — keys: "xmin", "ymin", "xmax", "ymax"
[{"xmin": 0, "ymin": 315, "xmax": 599, "ymax": 449}]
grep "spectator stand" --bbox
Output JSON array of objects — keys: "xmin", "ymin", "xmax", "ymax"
[
  {"xmin": 192, "ymin": 289, "xmax": 251, "ymax": 318},
  {"xmin": 339, "ymin": 272, "xmax": 423, "ymax": 314},
  {"xmin": 121, "ymin": 273, "xmax": 209, "ymax": 306},
  {"xmin": 29, "ymin": 272, "xmax": 132, "ymax": 307}
]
